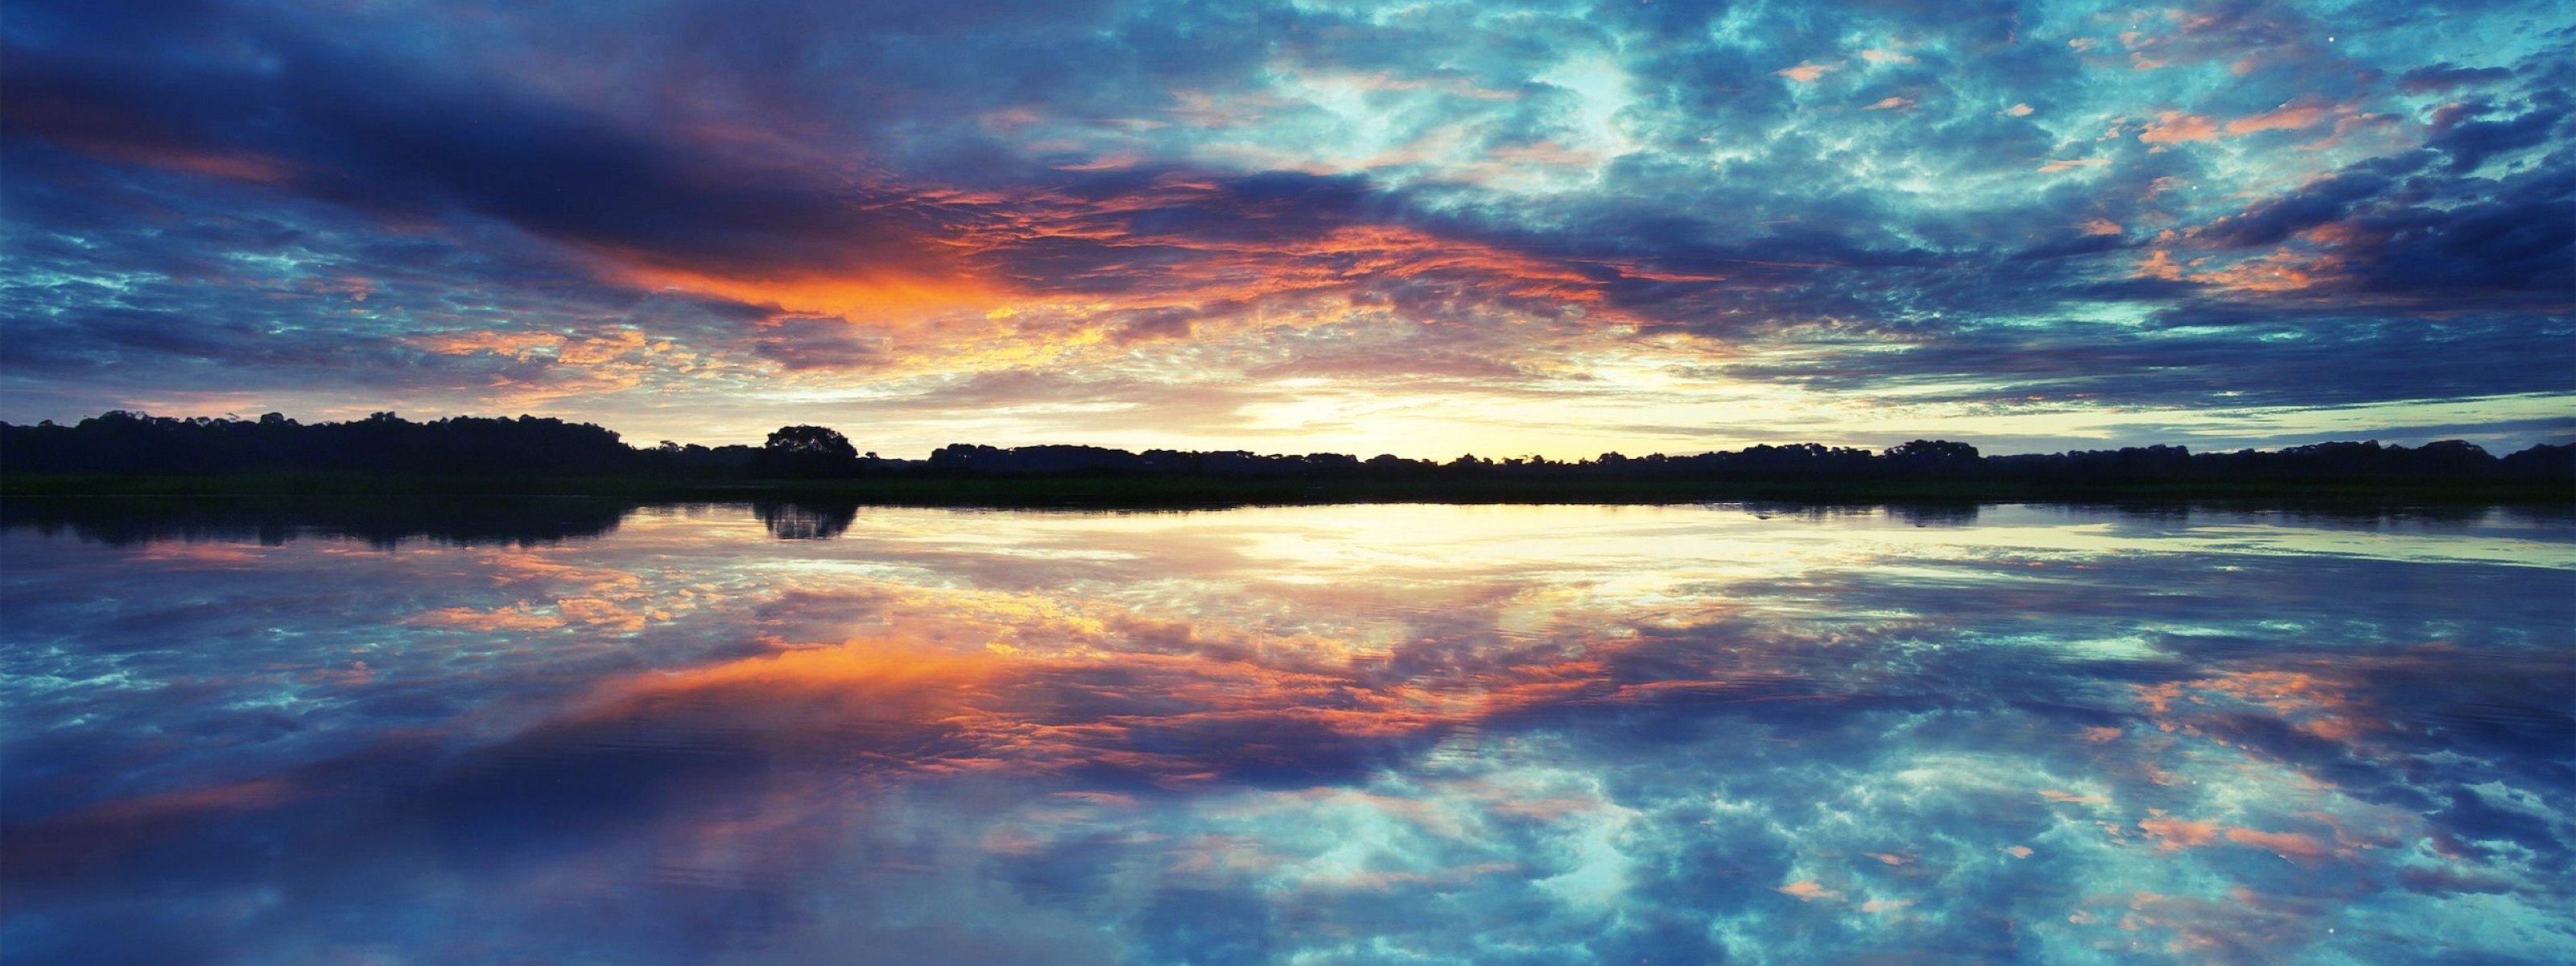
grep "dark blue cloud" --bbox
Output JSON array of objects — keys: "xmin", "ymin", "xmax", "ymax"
[{"xmin": 2399, "ymin": 63, "xmax": 2519, "ymax": 93}]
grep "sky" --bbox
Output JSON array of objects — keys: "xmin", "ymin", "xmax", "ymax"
[{"xmin": 3, "ymin": 0, "xmax": 2571, "ymax": 458}]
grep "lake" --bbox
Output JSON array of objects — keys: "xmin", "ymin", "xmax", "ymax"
[{"xmin": 4, "ymin": 501, "xmax": 2571, "ymax": 964}]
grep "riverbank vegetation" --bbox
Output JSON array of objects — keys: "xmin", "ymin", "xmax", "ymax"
[{"xmin": 6, "ymin": 411, "xmax": 2568, "ymax": 506}]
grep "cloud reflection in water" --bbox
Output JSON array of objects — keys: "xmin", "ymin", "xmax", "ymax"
[{"xmin": 2, "ymin": 503, "xmax": 2570, "ymax": 964}]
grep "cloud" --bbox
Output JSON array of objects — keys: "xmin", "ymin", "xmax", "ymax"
[
  {"xmin": 1775, "ymin": 61, "xmax": 1841, "ymax": 84},
  {"xmin": 2425, "ymin": 100, "xmax": 2563, "ymax": 173},
  {"xmin": 2138, "ymin": 110, "xmax": 2222, "ymax": 144},
  {"xmin": 2225, "ymin": 102, "xmax": 2332, "ymax": 135},
  {"xmin": 2396, "ymin": 63, "xmax": 2515, "ymax": 93}
]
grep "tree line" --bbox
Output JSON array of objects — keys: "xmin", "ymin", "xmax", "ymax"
[{"xmin": 4, "ymin": 410, "xmax": 2570, "ymax": 489}]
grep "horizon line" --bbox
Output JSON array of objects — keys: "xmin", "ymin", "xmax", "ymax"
[{"xmin": 7, "ymin": 408, "xmax": 2569, "ymax": 463}]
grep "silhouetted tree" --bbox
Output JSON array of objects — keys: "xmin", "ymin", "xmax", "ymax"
[
  {"xmin": 0, "ymin": 410, "xmax": 636, "ymax": 475},
  {"xmin": 6, "ymin": 410, "xmax": 2570, "ymax": 498},
  {"xmin": 766, "ymin": 425, "xmax": 857, "ymax": 460},
  {"xmin": 1884, "ymin": 440, "xmax": 1979, "ymax": 464},
  {"xmin": 758, "ymin": 425, "xmax": 861, "ymax": 477}
]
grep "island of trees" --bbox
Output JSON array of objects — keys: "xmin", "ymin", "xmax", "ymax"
[{"xmin": 3, "ymin": 410, "xmax": 2569, "ymax": 507}]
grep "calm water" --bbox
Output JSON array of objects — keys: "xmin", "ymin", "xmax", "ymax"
[{"xmin": 4, "ymin": 501, "xmax": 2571, "ymax": 964}]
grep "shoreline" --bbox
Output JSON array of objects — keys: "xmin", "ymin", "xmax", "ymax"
[{"xmin": 6, "ymin": 472, "xmax": 2569, "ymax": 511}]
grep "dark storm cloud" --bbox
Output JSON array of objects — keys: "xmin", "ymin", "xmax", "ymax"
[{"xmin": 2, "ymin": 17, "xmax": 961, "ymax": 282}]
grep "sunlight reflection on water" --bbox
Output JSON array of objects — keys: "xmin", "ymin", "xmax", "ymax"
[{"xmin": 2, "ymin": 502, "xmax": 2570, "ymax": 964}]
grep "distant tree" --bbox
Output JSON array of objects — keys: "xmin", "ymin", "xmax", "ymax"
[
  {"xmin": 1884, "ymin": 440, "xmax": 1979, "ymax": 463},
  {"xmin": 1877, "ymin": 440, "xmax": 1981, "ymax": 479},
  {"xmin": 766, "ymin": 425, "xmax": 858, "ymax": 460},
  {"xmin": 760, "ymin": 425, "xmax": 861, "ymax": 477}
]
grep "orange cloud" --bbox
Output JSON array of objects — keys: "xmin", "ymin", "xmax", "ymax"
[
  {"xmin": 2132, "ymin": 249, "xmax": 2189, "ymax": 280},
  {"xmin": 553, "ymin": 328, "xmax": 650, "ymax": 365},
  {"xmin": 1775, "ymin": 61, "xmax": 1840, "ymax": 83},
  {"xmin": 496, "ymin": 163, "xmax": 1722, "ymax": 382},
  {"xmin": 7, "ymin": 92, "xmax": 306, "ymax": 187},
  {"xmin": 614, "ymin": 262, "xmax": 1011, "ymax": 323},
  {"xmin": 2224, "ymin": 828, "xmax": 2330, "ymax": 861},
  {"xmin": 1776, "ymin": 880, "xmax": 1843, "ymax": 901},
  {"xmin": 2139, "ymin": 816, "xmax": 2222, "ymax": 849},
  {"xmin": 2186, "ymin": 249, "xmax": 2343, "ymax": 295},
  {"xmin": 151, "ymin": 150, "xmax": 301, "ymax": 185},
  {"xmin": 2225, "ymin": 104, "xmax": 2330, "ymax": 135},
  {"xmin": 2138, "ymin": 111, "xmax": 2220, "ymax": 144},
  {"xmin": 2298, "ymin": 112, "xmax": 2401, "ymax": 152}
]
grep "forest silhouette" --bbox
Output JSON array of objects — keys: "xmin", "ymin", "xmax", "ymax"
[{"xmin": 4, "ymin": 410, "xmax": 2570, "ymax": 506}]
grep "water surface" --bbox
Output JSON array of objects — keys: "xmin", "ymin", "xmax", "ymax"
[{"xmin": 4, "ymin": 502, "xmax": 2571, "ymax": 964}]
